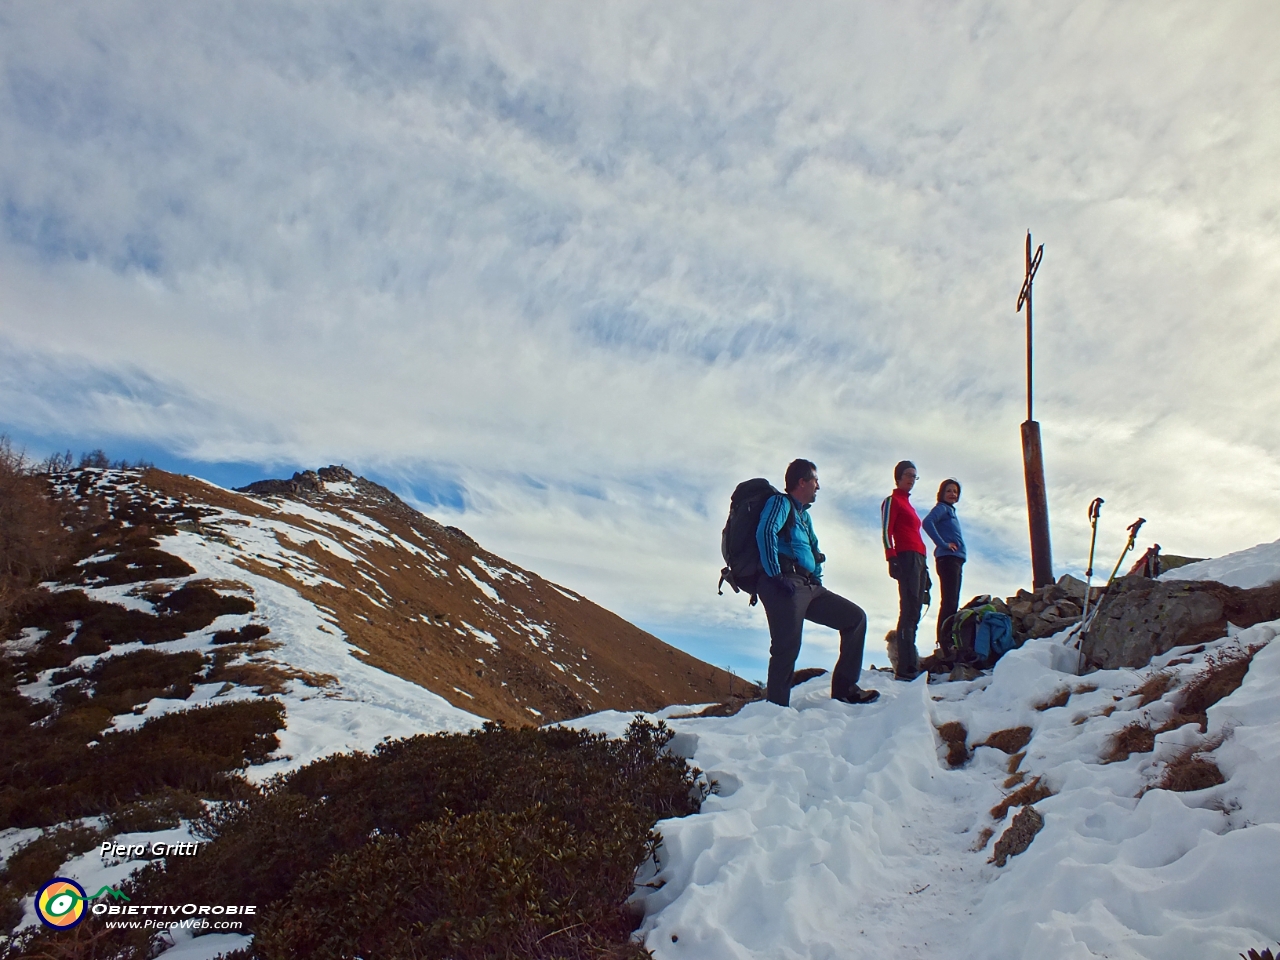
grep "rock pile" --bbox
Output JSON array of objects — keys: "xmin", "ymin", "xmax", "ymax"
[
  {"xmin": 982, "ymin": 574, "xmax": 1099, "ymax": 646},
  {"xmin": 1005, "ymin": 574, "xmax": 1098, "ymax": 643}
]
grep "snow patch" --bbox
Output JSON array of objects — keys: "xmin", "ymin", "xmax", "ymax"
[{"xmin": 1161, "ymin": 537, "xmax": 1280, "ymax": 590}]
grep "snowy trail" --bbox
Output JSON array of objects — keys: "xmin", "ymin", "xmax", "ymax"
[
  {"xmin": 580, "ymin": 624, "xmax": 1280, "ymax": 960},
  {"xmin": 629, "ymin": 676, "xmax": 1000, "ymax": 958}
]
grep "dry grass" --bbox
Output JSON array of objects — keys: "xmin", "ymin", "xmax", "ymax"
[
  {"xmin": 1133, "ymin": 670, "xmax": 1177, "ymax": 707},
  {"xmin": 1007, "ymin": 752, "xmax": 1025, "ymax": 774},
  {"xmin": 936, "ymin": 721, "xmax": 969, "ymax": 767},
  {"xmin": 1003, "ymin": 773, "xmax": 1025, "ymax": 789},
  {"xmin": 981, "ymin": 726, "xmax": 1033, "ymax": 755},
  {"xmin": 971, "ymin": 826, "xmax": 994, "ymax": 852},
  {"xmin": 1102, "ymin": 723, "xmax": 1157, "ymax": 764},
  {"xmin": 208, "ymin": 660, "xmax": 336, "ymax": 695},
  {"xmin": 1034, "ymin": 688, "xmax": 1071, "ymax": 711},
  {"xmin": 1176, "ymin": 645, "xmax": 1262, "ymax": 731},
  {"xmin": 991, "ymin": 776, "xmax": 1053, "ymax": 821},
  {"xmin": 1148, "ymin": 751, "xmax": 1226, "ymax": 794},
  {"xmin": 991, "ymin": 805, "xmax": 1044, "ymax": 866}
]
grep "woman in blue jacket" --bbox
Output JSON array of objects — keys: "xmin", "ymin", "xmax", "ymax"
[{"xmin": 922, "ymin": 479, "xmax": 966, "ymax": 656}]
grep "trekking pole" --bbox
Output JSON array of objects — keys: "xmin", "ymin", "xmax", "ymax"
[
  {"xmin": 1107, "ymin": 518, "xmax": 1146, "ymax": 583},
  {"xmin": 1079, "ymin": 498, "xmax": 1104, "ymax": 623},
  {"xmin": 1076, "ymin": 497, "xmax": 1103, "ymax": 674}
]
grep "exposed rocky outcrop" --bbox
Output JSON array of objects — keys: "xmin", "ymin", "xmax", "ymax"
[{"xmin": 1080, "ymin": 575, "xmax": 1280, "ymax": 671}]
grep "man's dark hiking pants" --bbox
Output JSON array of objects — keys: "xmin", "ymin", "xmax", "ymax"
[
  {"xmin": 895, "ymin": 551, "xmax": 927, "ymax": 676},
  {"xmin": 759, "ymin": 573, "xmax": 867, "ymax": 707}
]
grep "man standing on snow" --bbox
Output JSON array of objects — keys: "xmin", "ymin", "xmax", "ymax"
[{"xmin": 756, "ymin": 459, "xmax": 879, "ymax": 707}]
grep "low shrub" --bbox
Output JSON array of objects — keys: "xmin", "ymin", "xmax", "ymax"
[
  {"xmin": 0, "ymin": 699, "xmax": 283, "ymax": 829},
  {"xmin": 18, "ymin": 583, "xmax": 253, "ymax": 662},
  {"xmin": 71, "ymin": 547, "xmax": 196, "ymax": 587},
  {"xmin": 126, "ymin": 717, "xmax": 705, "ymax": 959},
  {"xmin": 87, "ymin": 650, "xmax": 207, "ymax": 715},
  {"xmin": 0, "ymin": 824, "xmax": 105, "ymax": 934},
  {"xmin": 253, "ymin": 806, "xmax": 652, "ymax": 960},
  {"xmin": 103, "ymin": 789, "xmax": 206, "ymax": 834},
  {"xmin": 212, "ymin": 624, "xmax": 270, "ymax": 645}
]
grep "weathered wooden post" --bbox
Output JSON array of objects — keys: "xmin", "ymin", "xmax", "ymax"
[{"xmin": 1016, "ymin": 231, "xmax": 1054, "ymax": 588}]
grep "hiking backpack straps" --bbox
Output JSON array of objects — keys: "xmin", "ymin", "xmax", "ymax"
[{"xmin": 719, "ymin": 479, "xmax": 794, "ymax": 606}]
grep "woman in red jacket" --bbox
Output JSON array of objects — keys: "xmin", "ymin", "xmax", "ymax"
[{"xmin": 881, "ymin": 460, "xmax": 928, "ymax": 679}]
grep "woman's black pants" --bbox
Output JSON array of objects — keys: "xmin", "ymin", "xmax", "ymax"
[{"xmin": 935, "ymin": 555, "xmax": 965, "ymax": 653}]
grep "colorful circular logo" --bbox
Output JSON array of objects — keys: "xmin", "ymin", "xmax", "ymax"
[{"xmin": 36, "ymin": 878, "xmax": 87, "ymax": 929}]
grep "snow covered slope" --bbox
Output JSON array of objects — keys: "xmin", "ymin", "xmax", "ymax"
[
  {"xmin": 1162, "ymin": 538, "xmax": 1280, "ymax": 591},
  {"xmin": 576, "ymin": 625, "xmax": 1280, "ymax": 957}
]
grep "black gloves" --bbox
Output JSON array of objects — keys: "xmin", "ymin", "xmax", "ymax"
[
  {"xmin": 887, "ymin": 556, "xmax": 900, "ymax": 580},
  {"xmin": 769, "ymin": 575, "xmax": 796, "ymax": 597}
]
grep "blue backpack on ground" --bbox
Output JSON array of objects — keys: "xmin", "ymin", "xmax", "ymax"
[
  {"xmin": 943, "ymin": 598, "xmax": 1016, "ymax": 669},
  {"xmin": 972, "ymin": 611, "xmax": 1015, "ymax": 667}
]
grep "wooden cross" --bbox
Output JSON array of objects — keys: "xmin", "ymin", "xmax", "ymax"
[{"xmin": 1016, "ymin": 231, "xmax": 1044, "ymax": 422}]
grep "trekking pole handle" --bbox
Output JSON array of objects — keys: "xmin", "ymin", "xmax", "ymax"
[
  {"xmin": 1107, "ymin": 517, "xmax": 1147, "ymax": 583},
  {"xmin": 1083, "ymin": 498, "xmax": 1103, "ymax": 579}
]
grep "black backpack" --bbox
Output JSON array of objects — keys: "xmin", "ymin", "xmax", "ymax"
[{"xmin": 718, "ymin": 478, "xmax": 793, "ymax": 605}]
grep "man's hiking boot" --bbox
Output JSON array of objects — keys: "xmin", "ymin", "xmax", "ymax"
[
  {"xmin": 833, "ymin": 687, "xmax": 880, "ymax": 705},
  {"xmin": 893, "ymin": 668, "xmax": 922, "ymax": 682}
]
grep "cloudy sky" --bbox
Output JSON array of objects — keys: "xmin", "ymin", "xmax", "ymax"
[{"xmin": 2, "ymin": 0, "xmax": 1278, "ymax": 678}]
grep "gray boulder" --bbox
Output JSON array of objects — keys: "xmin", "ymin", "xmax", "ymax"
[{"xmin": 1080, "ymin": 575, "xmax": 1280, "ymax": 670}]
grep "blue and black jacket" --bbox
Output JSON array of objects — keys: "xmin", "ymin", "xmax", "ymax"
[
  {"xmin": 922, "ymin": 501, "xmax": 966, "ymax": 561},
  {"xmin": 756, "ymin": 493, "xmax": 823, "ymax": 582}
]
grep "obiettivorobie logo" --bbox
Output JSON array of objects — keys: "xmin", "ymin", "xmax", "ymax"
[{"xmin": 36, "ymin": 878, "xmax": 130, "ymax": 929}]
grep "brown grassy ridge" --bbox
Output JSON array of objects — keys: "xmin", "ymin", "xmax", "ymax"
[{"xmin": 140, "ymin": 468, "xmax": 744, "ymax": 726}]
